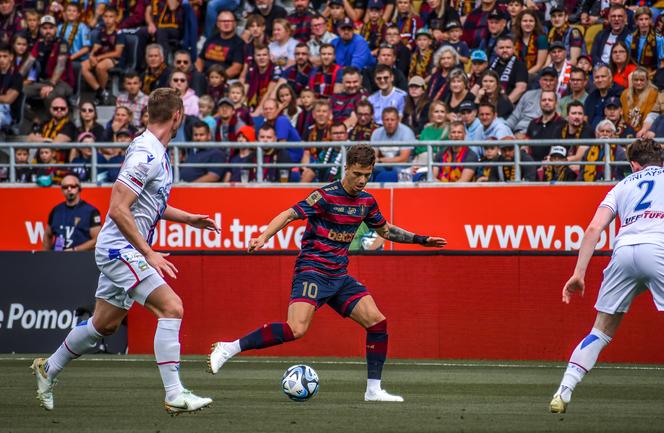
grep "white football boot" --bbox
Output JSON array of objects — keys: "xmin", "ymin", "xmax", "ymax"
[
  {"xmin": 31, "ymin": 358, "xmax": 56, "ymax": 411},
  {"xmin": 364, "ymin": 388, "xmax": 404, "ymax": 402},
  {"xmin": 208, "ymin": 342, "xmax": 235, "ymax": 374},
  {"xmin": 164, "ymin": 389, "xmax": 213, "ymax": 415},
  {"xmin": 549, "ymin": 393, "xmax": 569, "ymax": 413}
]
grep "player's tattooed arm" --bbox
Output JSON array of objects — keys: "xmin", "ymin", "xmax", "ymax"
[{"xmin": 376, "ymin": 223, "xmax": 447, "ymax": 248}]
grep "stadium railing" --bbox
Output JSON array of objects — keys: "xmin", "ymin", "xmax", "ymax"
[{"xmin": 0, "ymin": 138, "xmax": 652, "ymax": 184}]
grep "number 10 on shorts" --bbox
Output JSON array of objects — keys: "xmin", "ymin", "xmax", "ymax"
[{"xmin": 302, "ymin": 282, "xmax": 318, "ymax": 299}]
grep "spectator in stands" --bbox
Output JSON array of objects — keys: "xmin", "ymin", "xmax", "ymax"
[
  {"xmin": 609, "ymin": 40, "xmax": 637, "ymax": 89},
  {"xmin": 476, "ymin": 143, "xmax": 500, "ymax": 181},
  {"xmin": 34, "ymin": 146, "xmax": 66, "ymax": 186},
  {"xmin": 23, "ymin": 8, "xmax": 39, "ymax": 47},
  {"xmin": 287, "ymin": 0, "xmax": 314, "ymax": 44},
  {"xmin": 591, "ymin": 4, "xmax": 630, "ymax": 65},
  {"xmin": 43, "ymin": 173, "xmax": 101, "ymax": 251},
  {"xmin": 541, "ymin": 146, "xmax": 578, "ymax": 182},
  {"xmin": 116, "ymin": 71, "xmax": 148, "ymax": 128},
  {"xmin": 384, "ymin": 24, "xmax": 410, "ymax": 77},
  {"xmin": 557, "ymin": 100, "xmax": 594, "ymax": 162},
  {"xmin": 371, "ymin": 106, "xmax": 415, "ymax": 181},
  {"xmin": 478, "ymin": 101, "xmax": 514, "ymax": 140},
  {"xmin": 547, "ymin": 41, "xmax": 572, "ymax": 99},
  {"xmin": 360, "ymin": 0, "xmax": 387, "ymax": 55},
  {"xmin": 101, "ymin": 105, "xmax": 136, "ymax": 142},
  {"xmin": 206, "ymin": 64, "xmax": 227, "ymax": 108},
  {"xmin": 444, "ymin": 20, "xmax": 470, "ymax": 64},
  {"xmin": 243, "ymin": 13, "xmax": 268, "ymax": 69},
  {"xmin": 28, "ymin": 96, "xmax": 76, "ymax": 143},
  {"xmin": 325, "ymin": 0, "xmax": 347, "ymax": 33},
  {"xmin": 603, "ymin": 96, "xmax": 636, "ymax": 138},
  {"xmin": 402, "ymin": 75, "xmax": 430, "ymax": 136},
  {"xmin": 420, "ymin": 0, "xmax": 459, "ymax": 36},
  {"xmin": 254, "ymin": 98, "xmax": 302, "ymax": 162},
  {"xmin": 225, "ymin": 125, "xmax": 256, "ymax": 183},
  {"xmin": 462, "ymin": 0, "xmax": 496, "ymax": 50},
  {"xmin": 275, "ymin": 83, "xmax": 301, "ymax": 126},
  {"xmin": 243, "ymin": 44, "xmax": 279, "ymax": 111},
  {"xmin": 459, "ymin": 100, "xmax": 483, "ymax": 143},
  {"xmin": 198, "ymin": 95, "xmax": 217, "ymax": 131},
  {"xmin": 444, "ymin": 68, "xmax": 474, "ymax": 114},
  {"xmin": 363, "ymin": 43, "xmax": 407, "ymax": 93},
  {"xmin": 77, "ymin": 100, "xmax": 104, "ymax": 141},
  {"xmin": 140, "ymin": 43, "xmax": 170, "ymax": 94},
  {"xmin": 513, "ymin": 9, "xmax": 548, "ymax": 77},
  {"xmin": 507, "ymin": 66, "xmax": 558, "ymax": 135},
  {"xmin": 250, "ymin": 0, "xmax": 288, "ymax": 38},
  {"xmin": 431, "ymin": 121, "xmax": 477, "ymax": 182},
  {"xmin": 368, "ymin": 63, "xmax": 406, "ymax": 125},
  {"xmin": 204, "ymin": 0, "xmax": 240, "ymax": 38},
  {"xmin": 329, "ymin": 66, "xmax": 365, "ymax": 128},
  {"xmin": 257, "ymin": 124, "xmax": 293, "ymax": 182},
  {"xmin": 174, "ymin": 50, "xmax": 206, "ymax": 96},
  {"xmin": 428, "ymin": 45, "xmax": 457, "ymax": 101},
  {"xmin": 58, "ymin": 3, "xmax": 91, "ymax": 62},
  {"xmin": 0, "ymin": 42, "xmax": 20, "ymax": 128},
  {"xmin": 278, "ymin": 42, "xmax": 312, "ymax": 95},
  {"xmin": 585, "ymin": 63, "xmax": 624, "ymax": 127},
  {"xmin": 489, "ymin": 36, "xmax": 528, "ymax": 105},
  {"xmin": 228, "ymin": 81, "xmax": 252, "ymax": 126},
  {"xmin": 525, "ymin": 90, "xmax": 565, "ymax": 160},
  {"xmin": 268, "ymin": 18, "xmax": 297, "ymax": 71},
  {"xmin": 468, "ymin": 49, "xmax": 489, "ymax": 91},
  {"xmin": 310, "ymin": 121, "xmax": 345, "ymax": 183},
  {"xmin": 408, "ymin": 28, "xmax": 434, "ymax": 80},
  {"xmin": 21, "ymin": 15, "xmax": 74, "ymax": 107},
  {"xmin": 479, "ymin": 8, "xmax": 509, "ymax": 63},
  {"xmin": 96, "ymin": 134, "xmax": 125, "ymax": 183},
  {"xmin": 11, "ymin": 32, "xmax": 29, "ymax": 74},
  {"xmin": 332, "ymin": 17, "xmax": 374, "ymax": 70},
  {"xmin": 181, "ymin": 121, "xmax": 228, "ymax": 183},
  {"xmin": 300, "ymin": 101, "xmax": 332, "ymax": 182},
  {"xmin": 415, "ymin": 100, "xmax": 448, "ymax": 164},
  {"xmin": 196, "ymin": 11, "xmax": 243, "ymax": 79},
  {"xmin": 70, "ymin": 132, "xmax": 95, "ymax": 181},
  {"xmin": 558, "ymin": 67, "xmax": 588, "ymax": 117},
  {"xmin": 621, "ymin": 66, "xmax": 658, "ymax": 132},
  {"xmin": 13, "ymin": 147, "xmax": 32, "ymax": 183},
  {"xmin": 0, "ymin": 0, "xmax": 24, "ymax": 46},
  {"xmin": 626, "ymin": 7, "xmax": 664, "ymax": 74},
  {"xmin": 169, "ymin": 70, "xmax": 198, "ymax": 117},
  {"xmin": 145, "ymin": 0, "xmax": 184, "ymax": 59},
  {"xmin": 214, "ymin": 97, "xmax": 245, "ymax": 141},
  {"xmin": 547, "ymin": 5, "xmax": 584, "ymax": 65},
  {"xmin": 349, "ymin": 99, "xmax": 378, "ymax": 141},
  {"xmin": 294, "ymin": 87, "xmax": 314, "ymax": 136},
  {"xmin": 391, "ymin": 0, "xmax": 422, "ymax": 48},
  {"xmin": 308, "ymin": 43, "xmax": 343, "ymax": 98},
  {"xmin": 505, "ymin": 0, "xmax": 523, "ymax": 30},
  {"xmin": 489, "ymin": 143, "xmax": 536, "ymax": 181},
  {"xmin": 307, "ymin": 13, "xmax": 337, "ymax": 66},
  {"xmin": 80, "ymin": 7, "xmax": 125, "ymax": 105},
  {"xmin": 578, "ymin": 119, "xmax": 628, "ymax": 181},
  {"xmin": 474, "ymin": 69, "xmax": 513, "ymax": 118}
]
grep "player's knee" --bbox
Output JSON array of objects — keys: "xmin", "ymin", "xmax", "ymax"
[
  {"xmin": 95, "ymin": 321, "xmax": 122, "ymax": 336},
  {"xmin": 288, "ymin": 321, "xmax": 309, "ymax": 340},
  {"xmin": 159, "ymin": 296, "xmax": 184, "ymax": 319},
  {"xmin": 366, "ymin": 314, "xmax": 386, "ymax": 330}
]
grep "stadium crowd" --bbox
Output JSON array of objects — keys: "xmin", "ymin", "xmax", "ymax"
[{"xmin": 1, "ymin": 0, "xmax": 664, "ymax": 183}]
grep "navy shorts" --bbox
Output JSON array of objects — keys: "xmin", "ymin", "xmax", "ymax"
[{"xmin": 290, "ymin": 271, "xmax": 369, "ymax": 317}]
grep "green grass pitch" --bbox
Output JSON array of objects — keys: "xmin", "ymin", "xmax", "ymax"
[{"xmin": 1, "ymin": 355, "xmax": 663, "ymax": 433}]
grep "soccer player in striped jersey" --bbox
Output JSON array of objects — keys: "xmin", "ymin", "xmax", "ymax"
[
  {"xmin": 209, "ymin": 144, "xmax": 446, "ymax": 402},
  {"xmin": 550, "ymin": 138, "xmax": 664, "ymax": 413}
]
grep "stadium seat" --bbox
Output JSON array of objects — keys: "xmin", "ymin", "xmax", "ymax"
[{"xmin": 110, "ymin": 34, "xmax": 139, "ymax": 97}]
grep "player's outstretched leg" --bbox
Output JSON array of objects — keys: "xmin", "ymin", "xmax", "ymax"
[
  {"xmin": 31, "ymin": 318, "xmax": 104, "ymax": 410},
  {"xmin": 550, "ymin": 320, "xmax": 615, "ymax": 413},
  {"xmin": 145, "ymin": 285, "xmax": 212, "ymax": 415}
]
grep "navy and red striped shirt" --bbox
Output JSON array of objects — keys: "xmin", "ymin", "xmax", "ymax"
[
  {"xmin": 330, "ymin": 91, "xmax": 366, "ymax": 122},
  {"xmin": 292, "ymin": 181, "xmax": 386, "ymax": 277}
]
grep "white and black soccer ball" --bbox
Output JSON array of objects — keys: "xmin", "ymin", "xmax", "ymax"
[{"xmin": 281, "ymin": 364, "xmax": 319, "ymax": 401}]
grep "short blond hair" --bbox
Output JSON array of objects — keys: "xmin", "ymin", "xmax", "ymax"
[{"xmin": 147, "ymin": 88, "xmax": 183, "ymax": 124}]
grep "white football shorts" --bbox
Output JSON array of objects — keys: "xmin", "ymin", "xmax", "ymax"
[
  {"xmin": 595, "ymin": 243, "xmax": 664, "ymax": 314},
  {"xmin": 95, "ymin": 247, "xmax": 166, "ymax": 310}
]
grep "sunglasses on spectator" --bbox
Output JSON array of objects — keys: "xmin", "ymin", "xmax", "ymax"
[
  {"xmin": 81, "ymin": 107, "xmax": 95, "ymax": 113},
  {"xmin": 376, "ymin": 76, "xmax": 390, "ymax": 81},
  {"xmin": 172, "ymin": 78, "xmax": 186, "ymax": 83},
  {"xmin": 175, "ymin": 59, "xmax": 190, "ymax": 64},
  {"xmin": 61, "ymin": 184, "xmax": 80, "ymax": 190},
  {"xmin": 52, "ymin": 106, "xmax": 67, "ymax": 111}
]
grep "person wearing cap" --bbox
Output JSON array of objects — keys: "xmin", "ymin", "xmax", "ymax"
[
  {"xmin": 368, "ymin": 64, "xmax": 407, "ymax": 124},
  {"xmin": 584, "ymin": 63, "xmax": 623, "ymax": 127},
  {"xmin": 444, "ymin": 21, "xmax": 470, "ymax": 64},
  {"xmin": 326, "ymin": 0, "xmax": 347, "ymax": 33},
  {"xmin": 307, "ymin": 14, "xmax": 338, "ymax": 66},
  {"xmin": 625, "ymin": 7, "xmax": 664, "ymax": 73},
  {"xmin": 524, "ymin": 90, "xmax": 565, "ymax": 161},
  {"xmin": 547, "ymin": 41, "xmax": 572, "ymax": 98},
  {"xmin": 224, "ymin": 124, "xmax": 257, "ymax": 183},
  {"xmin": 478, "ymin": 8, "xmax": 509, "ymax": 63},
  {"xmin": 556, "ymin": 100, "xmax": 594, "ymax": 162},
  {"xmin": 558, "ymin": 67, "xmax": 589, "ymax": 117},
  {"xmin": 462, "ymin": 0, "xmax": 498, "ymax": 49},
  {"xmin": 391, "ymin": 0, "xmax": 423, "ymax": 48},
  {"xmin": 20, "ymin": 15, "xmax": 74, "ymax": 108},
  {"xmin": 591, "ymin": 4, "xmax": 630, "ymax": 65},
  {"xmin": 331, "ymin": 16, "xmax": 375, "ymax": 70},
  {"xmin": 181, "ymin": 121, "xmax": 228, "ymax": 183},
  {"xmin": 360, "ymin": 0, "xmax": 387, "ymax": 54},
  {"xmin": 488, "ymin": 142, "xmax": 536, "ymax": 181},
  {"xmin": 603, "ymin": 95, "xmax": 636, "ymax": 138},
  {"xmin": 215, "ymin": 97, "xmax": 246, "ymax": 142},
  {"xmin": 547, "ymin": 6, "xmax": 585, "ymax": 65},
  {"xmin": 403, "ymin": 75, "xmax": 430, "ymax": 136},
  {"xmin": 459, "ymin": 99, "xmax": 483, "ymax": 144},
  {"xmin": 506, "ymin": 66, "xmax": 558, "ymax": 134},
  {"xmin": 468, "ymin": 50, "xmax": 489, "ymax": 91},
  {"xmin": 489, "ymin": 35, "xmax": 528, "ymax": 104},
  {"xmin": 408, "ymin": 28, "xmax": 434, "ymax": 79},
  {"xmin": 542, "ymin": 146, "xmax": 577, "ymax": 182}
]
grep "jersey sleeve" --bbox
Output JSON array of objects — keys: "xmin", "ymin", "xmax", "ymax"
[
  {"xmin": 116, "ymin": 149, "xmax": 159, "ymax": 196},
  {"xmin": 292, "ymin": 189, "xmax": 327, "ymax": 218},
  {"xmin": 364, "ymin": 199, "xmax": 386, "ymax": 229},
  {"xmin": 599, "ymin": 184, "xmax": 619, "ymax": 215},
  {"xmin": 89, "ymin": 207, "xmax": 102, "ymax": 227}
]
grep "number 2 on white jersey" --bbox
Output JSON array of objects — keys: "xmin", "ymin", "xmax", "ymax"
[{"xmin": 635, "ymin": 180, "xmax": 655, "ymax": 212}]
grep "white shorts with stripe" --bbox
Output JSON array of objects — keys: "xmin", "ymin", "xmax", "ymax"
[
  {"xmin": 95, "ymin": 247, "xmax": 165, "ymax": 310},
  {"xmin": 595, "ymin": 243, "xmax": 664, "ymax": 314}
]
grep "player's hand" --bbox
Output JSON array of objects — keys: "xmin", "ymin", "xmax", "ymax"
[
  {"xmin": 248, "ymin": 236, "xmax": 265, "ymax": 253},
  {"xmin": 562, "ymin": 274, "xmax": 585, "ymax": 304},
  {"xmin": 187, "ymin": 214, "xmax": 220, "ymax": 232},
  {"xmin": 423, "ymin": 236, "xmax": 447, "ymax": 248},
  {"xmin": 146, "ymin": 251, "xmax": 178, "ymax": 279}
]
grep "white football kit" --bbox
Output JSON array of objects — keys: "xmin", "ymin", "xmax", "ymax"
[
  {"xmin": 595, "ymin": 165, "xmax": 664, "ymax": 313},
  {"xmin": 95, "ymin": 129, "xmax": 172, "ymax": 310}
]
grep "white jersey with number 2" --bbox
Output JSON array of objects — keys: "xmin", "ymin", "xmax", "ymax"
[
  {"xmin": 96, "ymin": 129, "xmax": 173, "ymax": 252},
  {"xmin": 600, "ymin": 165, "xmax": 664, "ymax": 249}
]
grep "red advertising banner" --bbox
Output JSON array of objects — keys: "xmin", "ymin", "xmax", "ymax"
[
  {"xmin": 0, "ymin": 185, "xmax": 613, "ymax": 251},
  {"xmin": 127, "ymin": 255, "xmax": 664, "ymax": 363}
]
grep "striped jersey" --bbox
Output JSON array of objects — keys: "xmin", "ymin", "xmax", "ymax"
[
  {"xmin": 292, "ymin": 181, "xmax": 386, "ymax": 276},
  {"xmin": 96, "ymin": 129, "xmax": 173, "ymax": 253}
]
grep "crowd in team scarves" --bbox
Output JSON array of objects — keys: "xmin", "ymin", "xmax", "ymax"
[{"xmin": 1, "ymin": 0, "xmax": 663, "ymax": 183}]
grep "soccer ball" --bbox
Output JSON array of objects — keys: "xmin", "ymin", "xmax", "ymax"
[{"xmin": 281, "ymin": 364, "xmax": 319, "ymax": 401}]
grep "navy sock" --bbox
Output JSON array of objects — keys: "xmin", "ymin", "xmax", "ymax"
[
  {"xmin": 239, "ymin": 322, "xmax": 295, "ymax": 351},
  {"xmin": 366, "ymin": 319, "xmax": 388, "ymax": 380}
]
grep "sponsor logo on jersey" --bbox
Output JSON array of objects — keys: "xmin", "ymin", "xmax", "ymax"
[
  {"xmin": 328, "ymin": 229, "xmax": 354, "ymax": 243},
  {"xmin": 306, "ymin": 191, "xmax": 322, "ymax": 206}
]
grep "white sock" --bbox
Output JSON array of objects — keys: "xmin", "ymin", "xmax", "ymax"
[
  {"xmin": 227, "ymin": 340, "xmax": 241, "ymax": 357},
  {"xmin": 557, "ymin": 328, "xmax": 612, "ymax": 401},
  {"xmin": 45, "ymin": 318, "xmax": 103, "ymax": 380},
  {"xmin": 367, "ymin": 379, "xmax": 381, "ymax": 393},
  {"xmin": 154, "ymin": 318, "xmax": 184, "ymax": 401}
]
